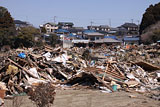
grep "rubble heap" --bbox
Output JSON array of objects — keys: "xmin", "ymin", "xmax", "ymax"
[{"xmin": 0, "ymin": 45, "xmax": 159, "ymax": 100}]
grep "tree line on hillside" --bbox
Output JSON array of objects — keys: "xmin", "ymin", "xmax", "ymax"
[
  {"xmin": 140, "ymin": 2, "xmax": 160, "ymax": 44},
  {"xmin": 140, "ymin": 2, "xmax": 160, "ymax": 34},
  {"xmin": 0, "ymin": 6, "xmax": 16, "ymax": 47}
]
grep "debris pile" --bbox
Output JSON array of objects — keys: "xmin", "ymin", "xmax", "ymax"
[
  {"xmin": 27, "ymin": 82, "xmax": 56, "ymax": 107},
  {"xmin": 0, "ymin": 45, "xmax": 159, "ymax": 100}
]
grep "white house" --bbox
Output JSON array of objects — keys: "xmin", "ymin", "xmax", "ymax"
[{"xmin": 41, "ymin": 22, "xmax": 58, "ymax": 34}]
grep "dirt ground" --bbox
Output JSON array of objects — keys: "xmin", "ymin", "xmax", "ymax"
[{"xmin": 4, "ymin": 89, "xmax": 160, "ymax": 107}]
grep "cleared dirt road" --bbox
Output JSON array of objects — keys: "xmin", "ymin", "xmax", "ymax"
[{"xmin": 4, "ymin": 89, "xmax": 160, "ymax": 107}]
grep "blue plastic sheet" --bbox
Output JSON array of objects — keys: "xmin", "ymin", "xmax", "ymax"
[{"xmin": 18, "ymin": 53, "xmax": 26, "ymax": 58}]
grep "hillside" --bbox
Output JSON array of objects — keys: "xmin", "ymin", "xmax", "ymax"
[{"xmin": 141, "ymin": 21, "xmax": 160, "ymax": 44}]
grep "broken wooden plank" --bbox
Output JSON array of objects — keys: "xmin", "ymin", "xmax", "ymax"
[
  {"xmin": 102, "ymin": 63, "xmax": 109, "ymax": 81},
  {"xmin": 8, "ymin": 58, "xmax": 38, "ymax": 79},
  {"xmin": 90, "ymin": 72, "xmax": 114, "ymax": 92},
  {"xmin": 135, "ymin": 61, "xmax": 160, "ymax": 71}
]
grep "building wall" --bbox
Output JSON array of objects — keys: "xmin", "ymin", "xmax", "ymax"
[
  {"xmin": 63, "ymin": 40, "xmax": 73, "ymax": 48},
  {"xmin": 45, "ymin": 24, "xmax": 58, "ymax": 33},
  {"xmin": 124, "ymin": 41, "xmax": 139, "ymax": 44}
]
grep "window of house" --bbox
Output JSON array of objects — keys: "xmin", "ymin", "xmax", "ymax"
[{"xmin": 47, "ymin": 28, "xmax": 50, "ymax": 32}]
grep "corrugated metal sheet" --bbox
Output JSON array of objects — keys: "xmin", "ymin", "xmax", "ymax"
[
  {"xmin": 94, "ymin": 38, "xmax": 121, "ymax": 43},
  {"xmin": 72, "ymin": 40, "xmax": 90, "ymax": 43},
  {"xmin": 123, "ymin": 37, "xmax": 139, "ymax": 41}
]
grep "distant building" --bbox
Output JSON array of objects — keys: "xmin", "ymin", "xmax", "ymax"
[
  {"xmin": 87, "ymin": 25, "xmax": 110, "ymax": 33},
  {"xmin": 87, "ymin": 25, "xmax": 119, "ymax": 36},
  {"xmin": 58, "ymin": 22, "xmax": 74, "ymax": 29},
  {"xmin": 104, "ymin": 35, "xmax": 118, "ymax": 40},
  {"xmin": 108, "ymin": 27, "xmax": 118, "ymax": 35},
  {"xmin": 83, "ymin": 32, "xmax": 104, "ymax": 41},
  {"xmin": 14, "ymin": 20, "xmax": 31, "ymax": 30},
  {"xmin": 94, "ymin": 38, "xmax": 122, "ymax": 45},
  {"xmin": 118, "ymin": 23, "xmax": 139, "ymax": 35},
  {"xmin": 41, "ymin": 22, "xmax": 58, "ymax": 34},
  {"xmin": 68, "ymin": 27, "xmax": 84, "ymax": 36},
  {"xmin": 117, "ymin": 26, "xmax": 128, "ymax": 36},
  {"xmin": 54, "ymin": 29, "xmax": 69, "ymax": 36},
  {"xmin": 123, "ymin": 36, "xmax": 140, "ymax": 44}
]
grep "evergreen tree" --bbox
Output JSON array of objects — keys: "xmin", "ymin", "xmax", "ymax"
[
  {"xmin": 0, "ymin": 6, "xmax": 16, "ymax": 47},
  {"xmin": 140, "ymin": 2, "xmax": 160, "ymax": 34},
  {"xmin": 14, "ymin": 26, "xmax": 40, "ymax": 48}
]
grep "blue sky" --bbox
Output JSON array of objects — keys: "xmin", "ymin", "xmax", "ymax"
[{"xmin": 0, "ymin": 0, "xmax": 160, "ymax": 28}]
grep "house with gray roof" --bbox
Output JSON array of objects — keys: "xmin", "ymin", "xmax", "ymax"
[
  {"xmin": 87, "ymin": 25, "xmax": 110, "ymax": 34},
  {"xmin": 58, "ymin": 22, "xmax": 74, "ymax": 29},
  {"xmin": 14, "ymin": 20, "xmax": 31, "ymax": 30},
  {"xmin": 84, "ymin": 32, "xmax": 104, "ymax": 41},
  {"xmin": 119, "ymin": 23, "xmax": 139, "ymax": 35}
]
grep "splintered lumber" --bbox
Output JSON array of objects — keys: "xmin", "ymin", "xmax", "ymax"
[
  {"xmin": 56, "ymin": 66, "xmax": 69, "ymax": 79},
  {"xmin": 29, "ymin": 53, "xmax": 42, "ymax": 59},
  {"xmin": 135, "ymin": 61, "xmax": 160, "ymax": 71},
  {"xmin": 90, "ymin": 72, "xmax": 114, "ymax": 92},
  {"xmin": 102, "ymin": 63, "xmax": 109, "ymax": 81},
  {"xmin": 44, "ymin": 45, "xmax": 53, "ymax": 50},
  {"xmin": 113, "ymin": 64, "xmax": 125, "ymax": 77},
  {"xmin": 104, "ymin": 64, "xmax": 126, "ymax": 80},
  {"xmin": 8, "ymin": 58, "xmax": 38, "ymax": 79},
  {"xmin": 105, "ymin": 70, "xmax": 125, "ymax": 80}
]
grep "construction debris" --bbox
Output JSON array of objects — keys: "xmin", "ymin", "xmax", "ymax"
[
  {"xmin": 27, "ymin": 82, "xmax": 56, "ymax": 107},
  {"xmin": 0, "ymin": 44, "xmax": 159, "ymax": 100}
]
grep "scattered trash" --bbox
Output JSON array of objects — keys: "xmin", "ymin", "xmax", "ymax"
[
  {"xmin": 112, "ymin": 85, "xmax": 117, "ymax": 91},
  {"xmin": 6, "ymin": 65, "xmax": 19, "ymax": 75},
  {"xmin": 27, "ymin": 82, "xmax": 56, "ymax": 107},
  {"xmin": 18, "ymin": 52, "xmax": 26, "ymax": 58},
  {"xmin": 0, "ymin": 98, "xmax": 4, "ymax": 106},
  {"xmin": 0, "ymin": 44, "xmax": 160, "ymax": 100},
  {"xmin": 129, "ymin": 95, "xmax": 137, "ymax": 98}
]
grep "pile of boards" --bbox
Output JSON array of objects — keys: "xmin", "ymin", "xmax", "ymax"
[{"xmin": 0, "ymin": 45, "xmax": 159, "ymax": 100}]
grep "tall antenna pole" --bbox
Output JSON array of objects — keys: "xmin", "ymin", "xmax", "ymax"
[
  {"xmin": 54, "ymin": 16, "xmax": 57, "ymax": 24},
  {"xmin": 137, "ymin": 20, "xmax": 139, "ymax": 25},
  {"xmin": 131, "ymin": 19, "xmax": 133, "ymax": 23},
  {"xmin": 90, "ymin": 21, "xmax": 94, "ymax": 30},
  {"xmin": 137, "ymin": 20, "xmax": 140, "ymax": 36},
  {"xmin": 109, "ymin": 19, "xmax": 111, "ymax": 27}
]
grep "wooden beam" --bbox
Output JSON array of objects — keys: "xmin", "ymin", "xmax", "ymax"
[{"xmin": 8, "ymin": 58, "xmax": 38, "ymax": 79}]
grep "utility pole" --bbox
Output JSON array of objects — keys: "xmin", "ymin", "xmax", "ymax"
[
  {"xmin": 137, "ymin": 20, "xmax": 140, "ymax": 36},
  {"xmin": 131, "ymin": 19, "xmax": 133, "ymax": 23},
  {"xmin": 90, "ymin": 21, "xmax": 94, "ymax": 30},
  {"xmin": 137, "ymin": 20, "xmax": 140, "ymax": 25},
  {"xmin": 109, "ymin": 19, "xmax": 111, "ymax": 27},
  {"xmin": 54, "ymin": 16, "xmax": 57, "ymax": 24}
]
